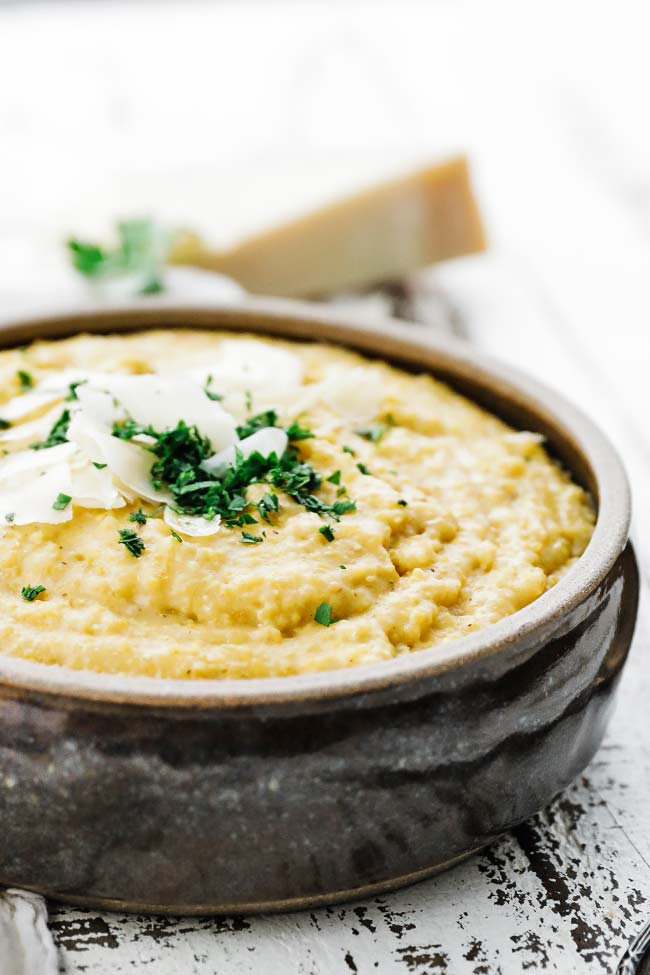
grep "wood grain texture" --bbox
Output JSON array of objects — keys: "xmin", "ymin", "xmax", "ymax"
[{"xmin": 2, "ymin": 0, "xmax": 650, "ymax": 971}]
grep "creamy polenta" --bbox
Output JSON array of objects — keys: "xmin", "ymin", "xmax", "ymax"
[{"xmin": 0, "ymin": 329, "xmax": 594, "ymax": 679}]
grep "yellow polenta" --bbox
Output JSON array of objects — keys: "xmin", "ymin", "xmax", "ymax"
[{"xmin": 0, "ymin": 329, "xmax": 594, "ymax": 679}]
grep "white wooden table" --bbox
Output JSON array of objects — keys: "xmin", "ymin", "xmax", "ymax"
[{"xmin": 1, "ymin": 2, "xmax": 649, "ymax": 972}]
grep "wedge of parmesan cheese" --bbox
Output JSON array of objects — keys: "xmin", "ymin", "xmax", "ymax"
[{"xmin": 170, "ymin": 156, "xmax": 485, "ymax": 297}]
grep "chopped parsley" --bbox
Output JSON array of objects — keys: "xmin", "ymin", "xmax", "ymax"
[
  {"xmin": 256, "ymin": 491, "xmax": 279, "ymax": 524},
  {"xmin": 332, "ymin": 498, "xmax": 356, "ymax": 516},
  {"xmin": 0, "ymin": 419, "xmax": 10, "ymax": 430},
  {"xmin": 236, "ymin": 410, "xmax": 278, "ymax": 440},
  {"xmin": 32, "ymin": 409, "xmax": 71, "ymax": 450},
  {"xmin": 342, "ymin": 445, "xmax": 356, "ymax": 456},
  {"xmin": 21, "ymin": 584, "xmax": 46, "ymax": 602},
  {"xmin": 93, "ymin": 462, "xmax": 108, "ymax": 470},
  {"xmin": 314, "ymin": 601, "xmax": 338, "ymax": 626},
  {"xmin": 112, "ymin": 412, "xmax": 357, "ymax": 533},
  {"xmin": 235, "ymin": 410, "xmax": 314, "ymax": 445},
  {"xmin": 66, "ymin": 380, "xmax": 86, "ymax": 401},
  {"xmin": 285, "ymin": 420, "xmax": 314, "ymax": 441},
  {"xmin": 397, "ymin": 499, "xmax": 408, "ymax": 507},
  {"xmin": 327, "ymin": 470, "xmax": 341, "ymax": 485},
  {"xmin": 241, "ymin": 530, "xmax": 263, "ymax": 544},
  {"xmin": 339, "ymin": 565, "xmax": 346, "ymax": 570},
  {"xmin": 52, "ymin": 493, "xmax": 72, "ymax": 511},
  {"xmin": 356, "ymin": 462, "xmax": 371, "ymax": 475},
  {"xmin": 354, "ymin": 423, "xmax": 389, "ymax": 444},
  {"xmin": 17, "ymin": 370, "xmax": 33, "ymax": 390},
  {"xmin": 112, "ymin": 418, "xmax": 153, "ymax": 440},
  {"xmin": 118, "ymin": 528, "xmax": 145, "ymax": 558},
  {"xmin": 319, "ymin": 524, "xmax": 335, "ymax": 542},
  {"xmin": 5, "ymin": 512, "xmax": 14, "ymax": 523},
  {"xmin": 204, "ymin": 376, "xmax": 222, "ymax": 402},
  {"xmin": 245, "ymin": 390, "xmax": 253, "ymax": 412},
  {"xmin": 170, "ymin": 529, "xmax": 183, "ymax": 543},
  {"xmin": 67, "ymin": 219, "xmax": 171, "ymax": 296},
  {"xmin": 128, "ymin": 508, "xmax": 148, "ymax": 525},
  {"xmin": 336, "ymin": 486, "xmax": 347, "ymax": 497}
]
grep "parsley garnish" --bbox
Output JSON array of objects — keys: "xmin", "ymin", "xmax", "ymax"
[
  {"xmin": 0, "ymin": 419, "xmax": 10, "ymax": 430},
  {"xmin": 32, "ymin": 409, "xmax": 71, "ymax": 450},
  {"xmin": 118, "ymin": 528, "xmax": 145, "ymax": 558},
  {"xmin": 354, "ymin": 423, "xmax": 388, "ymax": 444},
  {"xmin": 21, "ymin": 584, "xmax": 46, "ymax": 602},
  {"xmin": 236, "ymin": 410, "xmax": 314, "ymax": 443},
  {"xmin": 319, "ymin": 524, "xmax": 335, "ymax": 542},
  {"xmin": 327, "ymin": 470, "xmax": 341, "ymax": 485},
  {"xmin": 17, "ymin": 370, "xmax": 33, "ymax": 390},
  {"xmin": 357, "ymin": 462, "xmax": 371, "ymax": 475},
  {"xmin": 204, "ymin": 375, "xmax": 222, "ymax": 401},
  {"xmin": 128, "ymin": 508, "xmax": 148, "ymax": 525},
  {"xmin": 256, "ymin": 492, "xmax": 279, "ymax": 524},
  {"xmin": 170, "ymin": 529, "xmax": 183, "ymax": 543},
  {"xmin": 241, "ymin": 531, "xmax": 263, "ymax": 544},
  {"xmin": 314, "ymin": 602, "xmax": 338, "ymax": 626},
  {"xmin": 112, "ymin": 418, "xmax": 154, "ymax": 441},
  {"xmin": 110, "ymin": 414, "xmax": 357, "ymax": 534},
  {"xmin": 67, "ymin": 219, "xmax": 171, "ymax": 296},
  {"xmin": 66, "ymin": 380, "xmax": 86, "ymax": 401},
  {"xmin": 236, "ymin": 410, "xmax": 278, "ymax": 440},
  {"xmin": 5, "ymin": 513, "xmax": 14, "ymax": 523},
  {"xmin": 93, "ymin": 462, "xmax": 107, "ymax": 469},
  {"xmin": 397, "ymin": 499, "xmax": 408, "ymax": 507},
  {"xmin": 342, "ymin": 445, "xmax": 356, "ymax": 456},
  {"xmin": 285, "ymin": 420, "xmax": 314, "ymax": 441},
  {"xmin": 332, "ymin": 499, "xmax": 356, "ymax": 516},
  {"xmin": 52, "ymin": 493, "xmax": 71, "ymax": 511}
]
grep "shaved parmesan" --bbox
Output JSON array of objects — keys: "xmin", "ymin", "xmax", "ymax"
[
  {"xmin": 0, "ymin": 406, "xmax": 71, "ymax": 445},
  {"xmin": 67, "ymin": 414, "xmax": 171, "ymax": 504},
  {"xmin": 0, "ymin": 353, "xmax": 304, "ymax": 528},
  {"xmin": 0, "ymin": 464, "xmax": 73, "ymax": 526},
  {"xmin": 70, "ymin": 462, "xmax": 126, "ymax": 510},
  {"xmin": 38, "ymin": 370, "xmax": 105, "ymax": 393},
  {"xmin": 293, "ymin": 366, "xmax": 384, "ymax": 422},
  {"xmin": 0, "ymin": 390, "xmax": 63, "ymax": 421},
  {"xmin": 202, "ymin": 426, "xmax": 288, "ymax": 477},
  {"xmin": 95, "ymin": 375, "xmax": 237, "ymax": 451},
  {"xmin": 164, "ymin": 507, "xmax": 221, "ymax": 537},
  {"xmin": 75, "ymin": 386, "xmax": 120, "ymax": 427},
  {"xmin": 189, "ymin": 340, "xmax": 302, "ymax": 399},
  {"xmin": 0, "ymin": 442, "xmax": 77, "ymax": 482}
]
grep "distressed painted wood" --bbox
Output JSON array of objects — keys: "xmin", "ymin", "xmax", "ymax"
[{"xmin": 2, "ymin": 1, "xmax": 650, "ymax": 971}]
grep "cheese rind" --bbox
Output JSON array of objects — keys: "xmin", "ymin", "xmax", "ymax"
[{"xmin": 170, "ymin": 157, "xmax": 486, "ymax": 298}]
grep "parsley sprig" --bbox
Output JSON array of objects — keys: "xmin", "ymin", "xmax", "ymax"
[{"xmin": 67, "ymin": 219, "xmax": 172, "ymax": 296}]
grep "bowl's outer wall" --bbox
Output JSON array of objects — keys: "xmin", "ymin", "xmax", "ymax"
[{"xmin": 0, "ymin": 544, "xmax": 638, "ymax": 913}]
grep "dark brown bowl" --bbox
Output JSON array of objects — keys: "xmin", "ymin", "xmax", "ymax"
[{"xmin": 0, "ymin": 299, "xmax": 638, "ymax": 914}]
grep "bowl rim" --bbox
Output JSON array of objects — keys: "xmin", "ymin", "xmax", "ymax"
[{"xmin": 0, "ymin": 297, "xmax": 632, "ymax": 708}]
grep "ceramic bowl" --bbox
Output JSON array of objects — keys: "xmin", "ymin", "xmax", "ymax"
[{"xmin": 0, "ymin": 299, "xmax": 638, "ymax": 914}]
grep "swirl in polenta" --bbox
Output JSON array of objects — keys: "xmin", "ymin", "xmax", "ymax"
[{"xmin": 0, "ymin": 329, "xmax": 594, "ymax": 678}]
